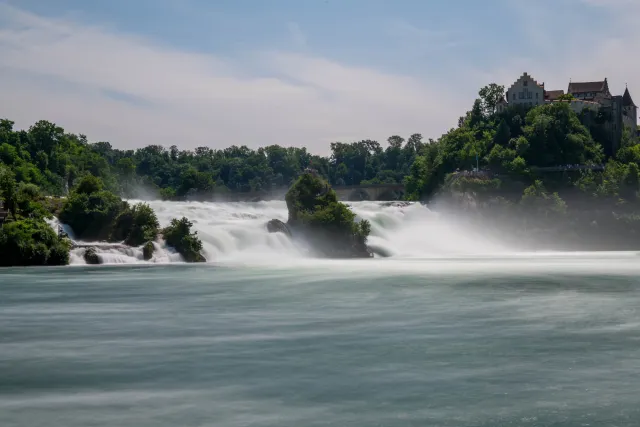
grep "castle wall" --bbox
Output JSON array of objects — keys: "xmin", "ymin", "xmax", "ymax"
[{"xmin": 506, "ymin": 73, "xmax": 545, "ymax": 108}]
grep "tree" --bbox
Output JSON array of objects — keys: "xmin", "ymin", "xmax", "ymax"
[
  {"xmin": 479, "ymin": 83, "xmax": 505, "ymax": 117},
  {"xmin": 0, "ymin": 218, "xmax": 70, "ymax": 266},
  {"xmin": 0, "ymin": 166, "xmax": 17, "ymax": 218},
  {"xmin": 557, "ymin": 93, "xmax": 576, "ymax": 101},
  {"xmin": 112, "ymin": 203, "xmax": 160, "ymax": 246},
  {"xmin": 521, "ymin": 180, "xmax": 567, "ymax": 217},
  {"xmin": 284, "ymin": 173, "xmax": 371, "ymax": 257},
  {"xmin": 162, "ymin": 217, "xmax": 205, "ymax": 262},
  {"xmin": 59, "ymin": 175, "xmax": 127, "ymax": 240},
  {"xmin": 493, "ymin": 119, "xmax": 511, "ymax": 146}
]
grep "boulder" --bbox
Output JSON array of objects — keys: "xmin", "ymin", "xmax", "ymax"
[
  {"xmin": 83, "ymin": 247, "xmax": 100, "ymax": 264},
  {"xmin": 266, "ymin": 219, "xmax": 292, "ymax": 237},
  {"xmin": 142, "ymin": 241, "xmax": 155, "ymax": 260}
]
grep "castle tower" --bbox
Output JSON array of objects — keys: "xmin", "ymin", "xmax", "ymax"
[{"xmin": 622, "ymin": 85, "xmax": 638, "ymax": 130}]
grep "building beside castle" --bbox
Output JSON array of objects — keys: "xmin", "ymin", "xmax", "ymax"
[{"xmin": 496, "ymin": 72, "xmax": 638, "ymax": 155}]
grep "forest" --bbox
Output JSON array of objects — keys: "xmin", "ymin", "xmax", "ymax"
[{"xmin": 0, "ymin": 118, "xmax": 424, "ymax": 201}]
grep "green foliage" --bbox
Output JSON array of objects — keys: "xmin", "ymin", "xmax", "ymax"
[
  {"xmin": 285, "ymin": 173, "xmax": 338, "ymax": 223},
  {"xmin": 162, "ymin": 217, "xmax": 205, "ymax": 262},
  {"xmin": 521, "ymin": 180, "xmax": 567, "ymax": 216},
  {"xmin": 0, "ymin": 218, "xmax": 70, "ymax": 266},
  {"xmin": 0, "ymin": 165, "xmax": 18, "ymax": 217},
  {"xmin": 74, "ymin": 174, "xmax": 103, "ymax": 195},
  {"xmin": 15, "ymin": 182, "xmax": 49, "ymax": 219},
  {"xmin": 478, "ymin": 83, "xmax": 505, "ymax": 117},
  {"xmin": 285, "ymin": 173, "xmax": 371, "ymax": 254},
  {"xmin": 557, "ymin": 93, "xmax": 576, "ymax": 101},
  {"xmin": 523, "ymin": 103, "xmax": 603, "ymax": 167},
  {"xmin": 449, "ymin": 176, "xmax": 502, "ymax": 194},
  {"xmin": 59, "ymin": 176, "xmax": 127, "ymax": 240},
  {"xmin": 0, "ymin": 116, "xmax": 422, "ymax": 200},
  {"xmin": 112, "ymin": 203, "xmax": 159, "ymax": 246}
]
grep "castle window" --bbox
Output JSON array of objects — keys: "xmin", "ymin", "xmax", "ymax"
[{"xmin": 523, "ymin": 80, "xmax": 528, "ymax": 86}]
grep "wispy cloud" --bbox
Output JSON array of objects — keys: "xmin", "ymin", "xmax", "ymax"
[
  {"xmin": 1, "ymin": 1, "xmax": 639, "ymax": 155},
  {"xmin": 287, "ymin": 22, "xmax": 307, "ymax": 49},
  {"xmin": 0, "ymin": 3, "xmax": 469, "ymax": 154},
  {"xmin": 387, "ymin": 20, "xmax": 465, "ymax": 51}
]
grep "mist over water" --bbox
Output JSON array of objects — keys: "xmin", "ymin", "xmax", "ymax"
[{"xmin": 59, "ymin": 200, "xmax": 514, "ymax": 265}]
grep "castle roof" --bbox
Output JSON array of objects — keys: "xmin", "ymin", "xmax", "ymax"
[
  {"xmin": 545, "ymin": 90, "xmax": 565, "ymax": 101},
  {"xmin": 623, "ymin": 87, "xmax": 636, "ymax": 107},
  {"xmin": 568, "ymin": 79, "xmax": 608, "ymax": 94}
]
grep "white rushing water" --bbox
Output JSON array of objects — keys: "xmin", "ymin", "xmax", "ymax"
[{"xmin": 52, "ymin": 200, "xmax": 516, "ymax": 266}]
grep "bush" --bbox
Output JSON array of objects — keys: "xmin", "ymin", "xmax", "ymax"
[
  {"xmin": 284, "ymin": 173, "xmax": 371, "ymax": 257},
  {"xmin": 161, "ymin": 217, "xmax": 205, "ymax": 262},
  {"xmin": 112, "ymin": 203, "xmax": 160, "ymax": 246},
  {"xmin": 48, "ymin": 240, "xmax": 71, "ymax": 265},
  {"xmin": 59, "ymin": 175, "xmax": 127, "ymax": 240},
  {"xmin": 74, "ymin": 174, "xmax": 103, "ymax": 195},
  {"xmin": 16, "ymin": 182, "xmax": 49, "ymax": 219},
  {"xmin": 0, "ymin": 218, "xmax": 70, "ymax": 266}
]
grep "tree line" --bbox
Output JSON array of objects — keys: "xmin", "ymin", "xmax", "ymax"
[{"xmin": 0, "ymin": 118, "xmax": 424, "ymax": 201}]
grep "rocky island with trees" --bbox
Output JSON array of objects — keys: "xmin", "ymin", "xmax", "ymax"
[{"xmin": 2, "ymin": 78, "xmax": 640, "ymax": 265}]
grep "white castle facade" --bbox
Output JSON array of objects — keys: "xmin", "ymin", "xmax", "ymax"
[{"xmin": 496, "ymin": 72, "xmax": 638, "ymax": 154}]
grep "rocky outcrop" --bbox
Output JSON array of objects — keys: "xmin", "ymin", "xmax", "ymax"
[
  {"xmin": 266, "ymin": 172, "xmax": 374, "ymax": 259},
  {"xmin": 266, "ymin": 219, "xmax": 292, "ymax": 237},
  {"xmin": 83, "ymin": 247, "xmax": 100, "ymax": 264},
  {"xmin": 266, "ymin": 219, "xmax": 373, "ymax": 258}
]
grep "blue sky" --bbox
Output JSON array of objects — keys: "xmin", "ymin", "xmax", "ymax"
[{"xmin": 1, "ymin": 0, "xmax": 637, "ymax": 153}]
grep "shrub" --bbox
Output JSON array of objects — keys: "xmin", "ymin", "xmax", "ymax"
[
  {"xmin": 74, "ymin": 174, "xmax": 103, "ymax": 195},
  {"xmin": 284, "ymin": 173, "xmax": 371, "ymax": 257},
  {"xmin": 48, "ymin": 240, "xmax": 71, "ymax": 265},
  {"xmin": 59, "ymin": 175, "xmax": 127, "ymax": 240},
  {"xmin": 112, "ymin": 203, "xmax": 159, "ymax": 246},
  {"xmin": 161, "ymin": 217, "xmax": 205, "ymax": 262},
  {"xmin": 0, "ymin": 218, "xmax": 70, "ymax": 266},
  {"xmin": 16, "ymin": 182, "xmax": 49, "ymax": 219}
]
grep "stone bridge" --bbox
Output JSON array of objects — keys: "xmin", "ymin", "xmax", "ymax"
[{"xmin": 332, "ymin": 183, "xmax": 405, "ymax": 201}]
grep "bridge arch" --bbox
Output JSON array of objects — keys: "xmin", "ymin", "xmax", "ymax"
[
  {"xmin": 348, "ymin": 188, "xmax": 371, "ymax": 201},
  {"xmin": 376, "ymin": 188, "xmax": 405, "ymax": 201}
]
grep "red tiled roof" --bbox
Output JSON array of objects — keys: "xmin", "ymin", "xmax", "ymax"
[
  {"xmin": 545, "ymin": 90, "xmax": 565, "ymax": 101},
  {"xmin": 568, "ymin": 80, "xmax": 607, "ymax": 94}
]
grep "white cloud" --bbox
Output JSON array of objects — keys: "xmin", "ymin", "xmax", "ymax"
[
  {"xmin": 0, "ymin": 3, "xmax": 470, "ymax": 154},
  {"xmin": 2, "ymin": 1, "xmax": 639, "ymax": 155}
]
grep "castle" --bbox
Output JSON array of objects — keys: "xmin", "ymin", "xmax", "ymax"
[{"xmin": 496, "ymin": 72, "xmax": 638, "ymax": 155}]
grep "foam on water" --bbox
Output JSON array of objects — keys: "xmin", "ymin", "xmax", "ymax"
[{"xmin": 52, "ymin": 199, "xmax": 630, "ymax": 266}]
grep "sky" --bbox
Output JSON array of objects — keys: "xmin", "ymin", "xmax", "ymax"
[{"xmin": 1, "ymin": 0, "xmax": 638, "ymax": 155}]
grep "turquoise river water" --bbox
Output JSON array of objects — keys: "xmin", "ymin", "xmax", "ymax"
[{"xmin": 2, "ymin": 201, "xmax": 640, "ymax": 426}]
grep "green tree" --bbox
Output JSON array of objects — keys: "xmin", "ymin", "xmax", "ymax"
[
  {"xmin": 478, "ymin": 83, "xmax": 505, "ymax": 117},
  {"xmin": 162, "ymin": 217, "xmax": 205, "ymax": 262},
  {"xmin": 0, "ymin": 218, "xmax": 70, "ymax": 266}
]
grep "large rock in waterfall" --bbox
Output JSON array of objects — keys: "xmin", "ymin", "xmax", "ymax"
[
  {"xmin": 266, "ymin": 172, "xmax": 373, "ymax": 258},
  {"xmin": 266, "ymin": 219, "xmax": 291, "ymax": 237}
]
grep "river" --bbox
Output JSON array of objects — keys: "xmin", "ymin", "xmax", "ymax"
[{"xmin": 2, "ymin": 201, "xmax": 640, "ymax": 426}]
